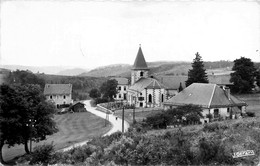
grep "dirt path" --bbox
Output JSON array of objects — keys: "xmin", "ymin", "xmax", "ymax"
[{"xmin": 61, "ymin": 100, "xmax": 129, "ymax": 151}]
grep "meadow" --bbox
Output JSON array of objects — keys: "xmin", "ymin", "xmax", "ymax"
[{"xmin": 3, "ymin": 112, "xmax": 111, "ymax": 162}]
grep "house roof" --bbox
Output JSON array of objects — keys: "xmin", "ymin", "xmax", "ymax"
[
  {"xmin": 208, "ymin": 75, "xmax": 233, "ymax": 85},
  {"xmin": 128, "ymin": 77, "xmax": 166, "ymax": 93},
  {"xmin": 156, "ymin": 75, "xmax": 188, "ymax": 90},
  {"xmin": 110, "ymin": 77, "xmax": 129, "ymax": 85},
  {"xmin": 132, "ymin": 46, "xmax": 149, "ymax": 70},
  {"xmin": 44, "ymin": 84, "xmax": 72, "ymax": 95},
  {"xmin": 164, "ymin": 83, "xmax": 246, "ymax": 108}
]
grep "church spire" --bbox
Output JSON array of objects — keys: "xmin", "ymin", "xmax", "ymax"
[{"xmin": 132, "ymin": 44, "xmax": 149, "ymax": 70}]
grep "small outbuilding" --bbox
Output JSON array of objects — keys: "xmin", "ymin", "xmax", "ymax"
[{"xmin": 69, "ymin": 102, "xmax": 86, "ymax": 112}]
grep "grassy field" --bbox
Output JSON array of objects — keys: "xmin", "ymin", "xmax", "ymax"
[
  {"xmin": 3, "ymin": 112, "xmax": 111, "ymax": 162},
  {"xmin": 235, "ymin": 93, "xmax": 260, "ymax": 116},
  {"xmin": 114, "ymin": 107, "xmax": 164, "ymax": 124}
]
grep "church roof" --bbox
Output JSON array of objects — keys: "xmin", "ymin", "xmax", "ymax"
[
  {"xmin": 164, "ymin": 83, "xmax": 246, "ymax": 108},
  {"xmin": 128, "ymin": 77, "xmax": 166, "ymax": 92},
  {"xmin": 132, "ymin": 46, "xmax": 149, "ymax": 70}
]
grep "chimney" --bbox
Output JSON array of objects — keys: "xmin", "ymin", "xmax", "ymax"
[{"xmin": 225, "ymin": 87, "xmax": 231, "ymax": 100}]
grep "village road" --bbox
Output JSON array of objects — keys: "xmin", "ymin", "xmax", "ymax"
[{"xmin": 61, "ymin": 100, "xmax": 129, "ymax": 151}]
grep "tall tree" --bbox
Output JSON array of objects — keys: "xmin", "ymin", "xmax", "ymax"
[
  {"xmin": 185, "ymin": 52, "xmax": 208, "ymax": 87},
  {"xmin": 89, "ymin": 88, "xmax": 101, "ymax": 99},
  {"xmin": 256, "ymin": 69, "xmax": 260, "ymax": 87},
  {"xmin": 0, "ymin": 84, "xmax": 58, "ymax": 163},
  {"xmin": 0, "ymin": 85, "xmax": 24, "ymax": 164},
  {"xmin": 230, "ymin": 57, "xmax": 257, "ymax": 93},
  {"xmin": 99, "ymin": 79, "xmax": 118, "ymax": 101}
]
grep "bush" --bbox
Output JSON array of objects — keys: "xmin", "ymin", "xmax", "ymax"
[
  {"xmin": 246, "ymin": 111, "xmax": 255, "ymax": 117},
  {"xmin": 29, "ymin": 143, "xmax": 55, "ymax": 165},
  {"xmin": 203, "ymin": 122, "xmax": 229, "ymax": 132}
]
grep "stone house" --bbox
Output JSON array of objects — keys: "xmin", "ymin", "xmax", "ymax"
[
  {"xmin": 164, "ymin": 83, "xmax": 247, "ymax": 124},
  {"xmin": 44, "ymin": 84, "xmax": 73, "ymax": 107},
  {"xmin": 111, "ymin": 77, "xmax": 129, "ymax": 101}
]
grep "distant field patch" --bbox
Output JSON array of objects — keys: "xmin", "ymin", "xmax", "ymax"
[
  {"xmin": 115, "ymin": 107, "xmax": 163, "ymax": 124},
  {"xmin": 3, "ymin": 112, "xmax": 111, "ymax": 162},
  {"xmin": 235, "ymin": 93, "xmax": 260, "ymax": 116}
]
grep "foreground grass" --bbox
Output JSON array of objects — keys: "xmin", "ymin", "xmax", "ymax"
[
  {"xmin": 3, "ymin": 111, "xmax": 111, "ymax": 162},
  {"xmin": 17, "ymin": 116, "xmax": 260, "ymax": 165}
]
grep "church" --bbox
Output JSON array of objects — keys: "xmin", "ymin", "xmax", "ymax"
[{"xmin": 127, "ymin": 45, "xmax": 167, "ymax": 108}]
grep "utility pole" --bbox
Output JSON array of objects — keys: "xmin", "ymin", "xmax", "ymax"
[
  {"xmin": 26, "ymin": 119, "xmax": 36, "ymax": 153},
  {"xmin": 133, "ymin": 105, "xmax": 135, "ymax": 124},
  {"xmin": 122, "ymin": 106, "xmax": 125, "ymax": 133},
  {"xmin": 105, "ymin": 110, "xmax": 109, "ymax": 127}
]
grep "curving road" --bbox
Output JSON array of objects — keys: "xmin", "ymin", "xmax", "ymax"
[{"xmin": 61, "ymin": 100, "xmax": 129, "ymax": 151}]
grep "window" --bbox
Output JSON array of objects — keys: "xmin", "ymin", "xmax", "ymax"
[
  {"xmin": 138, "ymin": 97, "xmax": 144, "ymax": 101},
  {"xmin": 140, "ymin": 71, "xmax": 143, "ymax": 77},
  {"xmin": 124, "ymin": 94, "xmax": 127, "ymax": 100},
  {"xmin": 148, "ymin": 94, "xmax": 152, "ymax": 103},
  {"xmin": 119, "ymin": 94, "xmax": 121, "ymax": 98},
  {"xmin": 214, "ymin": 109, "xmax": 219, "ymax": 118},
  {"xmin": 64, "ymin": 95, "xmax": 66, "ymax": 99},
  {"xmin": 50, "ymin": 95, "xmax": 52, "ymax": 99},
  {"xmin": 161, "ymin": 94, "xmax": 164, "ymax": 102},
  {"xmin": 118, "ymin": 86, "xmax": 121, "ymax": 90},
  {"xmin": 140, "ymin": 93, "xmax": 142, "ymax": 96},
  {"xmin": 140, "ymin": 102, "xmax": 143, "ymax": 107},
  {"xmin": 227, "ymin": 108, "xmax": 230, "ymax": 113},
  {"xmin": 124, "ymin": 86, "xmax": 126, "ymax": 91}
]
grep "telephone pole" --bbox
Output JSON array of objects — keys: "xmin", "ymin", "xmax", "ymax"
[{"xmin": 122, "ymin": 106, "xmax": 125, "ymax": 133}]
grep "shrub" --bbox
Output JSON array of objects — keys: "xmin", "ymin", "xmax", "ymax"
[
  {"xmin": 203, "ymin": 122, "xmax": 229, "ymax": 132},
  {"xmin": 246, "ymin": 111, "xmax": 255, "ymax": 117},
  {"xmin": 70, "ymin": 145, "xmax": 92, "ymax": 164},
  {"xmin": 29, "ymin": 143, "xmax": 55, "ymax": 165}
]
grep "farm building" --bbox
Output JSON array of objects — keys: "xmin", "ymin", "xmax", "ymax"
[
  {"xmin": 69, "ymin": 102, "xmax": 86, "ymax": 112},
  {"xmin": 164, "ymin": 83, "xmax": 247, "ymax": 124},
  {"xmin": 44, "ymin": 84, "xmax": 73, "ymax": 107}
]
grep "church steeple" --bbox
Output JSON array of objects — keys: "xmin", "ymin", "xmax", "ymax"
[
  {"xmin": 131, "ymin": 45, "xmax": 149, "ymax": 85},
  {"xmin": 132, "ymin": 44, "xmax": 149, "ymax": 70}
]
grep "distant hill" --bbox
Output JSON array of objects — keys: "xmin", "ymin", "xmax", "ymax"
[
  {"xmin": 1, "ymin": 65, "xmax": 89, "ymax": 76},
  {"xmin": 79, "ymin": 64, "xmax": 132, "ymax": 77},
  {"xmin": 78, "ymin": 61, "xmax": 235, "ymax": 77},
  {"xmin": 56, "ymin": 68, "xmax": 89, "ymax": 76}
]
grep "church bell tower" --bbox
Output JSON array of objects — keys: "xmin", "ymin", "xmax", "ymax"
[{"xmin": 131, "ymin": 44, "xmax": 150, "ymax": 85}]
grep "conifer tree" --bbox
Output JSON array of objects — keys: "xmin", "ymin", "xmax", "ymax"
[
  {"xmin": 178, "ymin": 82, "xmax": 183, "ymax": 92},
  {"xmin": 185, "ymin": 52, "xmax": 208, "ymax": 87}
]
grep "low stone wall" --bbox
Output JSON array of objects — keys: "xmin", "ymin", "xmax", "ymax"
[{"xmin": 96, "ymin": 104, "xmax": 112, "ymax": 114}]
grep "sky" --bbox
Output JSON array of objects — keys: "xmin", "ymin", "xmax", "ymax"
[{"xmin": 1, "ymin": 0, "xmax": 260, "ymax": 70}]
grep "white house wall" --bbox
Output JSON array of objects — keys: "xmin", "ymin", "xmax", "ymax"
[
  {"xmin": 46, "ymin": 94, "xmax": 73, "ymax": 106},
  {"xmin": 128, "ymin": 88, "xmax": 166, "ymax": 108},
  {"xmin": 115, "ymin": 85, "xmax": 129, "ymax": 100}
]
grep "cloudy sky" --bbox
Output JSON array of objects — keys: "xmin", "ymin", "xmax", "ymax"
[{"xmin": 1, "ymin": 0, "xmax": 260, "ymax": 69}]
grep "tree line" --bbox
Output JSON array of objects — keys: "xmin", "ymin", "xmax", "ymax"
[{"xmin": 186, "ymin": 52, "xmax": 260, "ymax": 93}]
